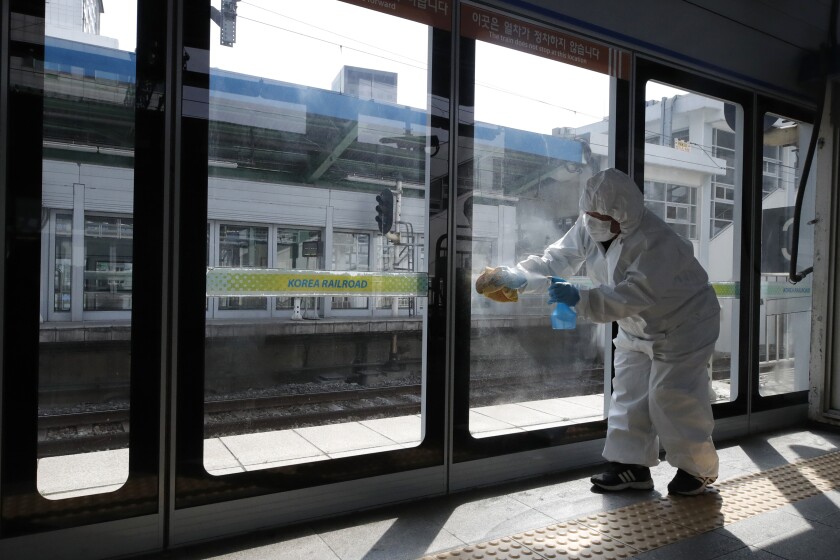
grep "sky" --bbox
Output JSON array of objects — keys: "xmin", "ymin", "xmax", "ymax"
[
  {"xmin": 99, "ymin": 0, "xmax": 685, "ymax": 135},
  {"xmin": 99, "ymin": 1, "xmax": 136, "ymax": 51}
]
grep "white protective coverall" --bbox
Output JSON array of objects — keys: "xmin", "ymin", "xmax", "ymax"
[{"xmin": 515, "ymin": 168, "xmax": 720, "ymax": 480}]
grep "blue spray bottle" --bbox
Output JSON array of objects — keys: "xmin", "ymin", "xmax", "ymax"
[{"xmin": 549, "ymin": 276, "xmax": 577, "ymax": 330}]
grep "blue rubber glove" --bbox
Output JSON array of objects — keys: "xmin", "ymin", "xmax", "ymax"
[{"xmin": 548, "ymin": 278, "xmax": 580, "ymax": 306}]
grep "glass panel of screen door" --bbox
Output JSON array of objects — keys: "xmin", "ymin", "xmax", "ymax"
[
  {"xmin": 758, "ymin": 113, "xmax": 814, "ymax": 397},
  {"xmin": 37, "ymin": 1, "xmax": 138, "ymax": 499},
  {"xmin": 464, "ymin": 32, "xmax": 614, "ymax": 437},
  {"xmin": 202, "ymin": 0, "xmax": 434, "ymax": 473}
]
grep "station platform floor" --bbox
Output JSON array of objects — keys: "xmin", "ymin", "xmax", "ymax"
[
  {"xmin": 122, "ymin": 424, "xmax": 840, "ymax": 560},
  {"xmin": 40, "ymin": 395, "xmax": 606, "ymax": 498}
]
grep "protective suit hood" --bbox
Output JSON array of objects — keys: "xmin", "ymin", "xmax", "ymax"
[{"xmin": 580, "ymin": 169, "xmax": 645, "ymax": 235}]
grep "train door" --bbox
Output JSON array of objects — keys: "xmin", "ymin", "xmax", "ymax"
[
  {"xmin": 1, "ymin": 0, "xmax": 167, "ymax": 556},
  {"xmin": 448, "ymin": 3, "xmax": 631, "ymax": 485},
  {"xmin": 169, "ymin": 0, "xmax": 452, "ymax": 543}
]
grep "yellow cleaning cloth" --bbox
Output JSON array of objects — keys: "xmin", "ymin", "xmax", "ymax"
[{"xmin": 475, "ymin": 267, "xmax": 519, "ymax": 302}]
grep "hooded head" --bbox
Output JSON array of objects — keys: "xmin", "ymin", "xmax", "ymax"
[{"xmin": 579, "ymin": 168, "xmax": 645, "ymax": 235}]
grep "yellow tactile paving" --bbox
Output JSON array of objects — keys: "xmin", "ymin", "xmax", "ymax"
[
  {"xmin": 649, "ymin": 491, "xmax": 729, "ymax": 532},
  {"xmin": 513, "ymin": 521, "xmax": 639, "ymax": 559},
  {"xmin": 425, "ymin": 536, "xmax": 539, "ymax": 558},
  {"xmin": 420, "ymin": 450, "xmax": 840, "ymax": 560},
  {"xmin": 574, "ymin": 506, "xmax": 698, "ymax": 552}
]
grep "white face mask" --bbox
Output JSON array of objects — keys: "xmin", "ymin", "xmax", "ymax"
[{"xmin": 584, "ymin": 214, "xmax": 618, "ymax": 242}]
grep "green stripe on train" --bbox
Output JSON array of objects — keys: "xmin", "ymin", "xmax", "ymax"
[{"xmin": 711, "ymin": 281, "xmax": 811, "ymax": 299}]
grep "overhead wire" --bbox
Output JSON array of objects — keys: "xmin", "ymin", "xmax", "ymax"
[
  {"xmin": 235, "ymin": 15, "xmax": 429, "ymax": 72},
  {"xmin": 234, "ymin": 2, "xmax": 609, "ymax": 124}
]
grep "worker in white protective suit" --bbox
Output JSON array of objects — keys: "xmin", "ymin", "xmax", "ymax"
[{"xmin": 475, "ymin": 168, "xmax": 720, "ymax": 496}]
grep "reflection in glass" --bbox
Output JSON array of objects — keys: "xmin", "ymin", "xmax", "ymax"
[
  {"xmin": 759, "ymin": 115, "xmax": 814, "ymax": 396},
  {"xmin": 643, "ymin": 82, "xmax": 739, "ymax": 403},
  {"xmin": 37, "ymin": 0, "xmax": 137, "ymax": 498}
]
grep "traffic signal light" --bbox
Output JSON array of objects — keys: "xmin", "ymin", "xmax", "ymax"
[{"xmin": 375, "ymin": 188, "xmax": 394, "ymax": 234}]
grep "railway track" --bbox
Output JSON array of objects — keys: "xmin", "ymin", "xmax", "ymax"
[
  {"xmin": 36, "ymin": 366, "xmax": 607, "ymax": 457},
  {"xmin": 38, "ymin": 384, "xmax": 423, "ymax": 457}
]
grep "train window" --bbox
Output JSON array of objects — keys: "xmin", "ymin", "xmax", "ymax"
[
  {"xmin": 202, "ymin": 0, "xmax": 431, "ymax": 473},
  {"xmin": 758, "ymin": 114, "xmax": 814, "ymax": 397},
  {"xmin": 83, "ymin": 215, "xmax": 134, "ymax": 311},
  {"xmin": 37, "ymin": 1, "xmax": 137, "ymax": 498},
  {"xmin": 276, "ymin": 228, "xmax": 322, "ymax": 313},
  {"xmin": 216, "ymin": 223, "xmax": 269, "ymax": 312},
  {"xmin": 331, "ymin": 232, "xmax": 371, "ymax": 311},
  {"xmin": 53, "ymin": 213, "xmax": 73, "ymax": 312},
  {"xmin": 460, "ymin": 7, "xmax": 616, "ymax": 437},
  {"xmin": 643, "ymin": 81, "xmax": 741, "ymax": 403}
]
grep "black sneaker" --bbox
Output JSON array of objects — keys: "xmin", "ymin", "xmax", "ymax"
[
  {"xmin": 590, "ymin": 462, "xmax": 654, "ymax": 491},
  {"xmin": 667, "ymin": 468, "xmax": 715, "ymax": 496}
]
